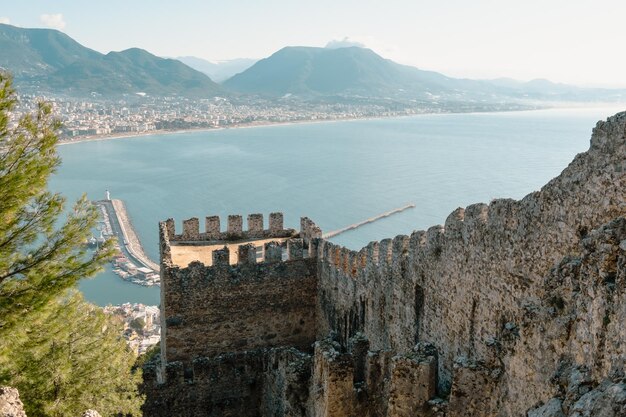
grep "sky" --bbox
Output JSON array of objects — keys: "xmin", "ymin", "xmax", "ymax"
[{"xmin": 1, "ymin": 0, "xmax": 625, "ymax": 87}]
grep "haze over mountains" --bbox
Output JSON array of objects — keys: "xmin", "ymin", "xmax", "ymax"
[
  {"xmin": 175, "ymin": 56, "xmax": 257, "ymax": 82},
  {"xmin": 0, "ymin": 23, "xmax": 623, "ymax": 103}
]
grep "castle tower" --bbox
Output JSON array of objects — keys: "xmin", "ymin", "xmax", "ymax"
[{"xmin": 157, "ymin": 212, "xmax": 322, "ymax": 365}]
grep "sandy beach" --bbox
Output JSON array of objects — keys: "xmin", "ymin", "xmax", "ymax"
[{"xmin": 56, "ymin": 115, "xmax": 373, "ymax": 146}]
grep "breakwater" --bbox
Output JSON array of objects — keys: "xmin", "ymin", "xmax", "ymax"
[
  {"xmin": 109, "ymin": 199, "xmax": 160, "ymax": 271},
  {"xmin": 322, "ymin": 204, "xmax": 416, "ymax": 239}
]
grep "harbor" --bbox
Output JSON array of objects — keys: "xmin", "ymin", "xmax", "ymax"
[{"xmin": 92, "ymin": 191, "xmax": 160, "ymax": 287}]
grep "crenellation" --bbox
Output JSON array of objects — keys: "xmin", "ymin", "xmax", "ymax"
[
  {"xmin": 287, "ymin": 238, "xmax": 304, "ymax": 260},
  {"xmin": 238, "ymin": 243, "xmax": 257, "ymax": 265},
  {"xmin": 182, "ymin": 217, "xmax": 200, "ymax": 240},
  {"xmin": 247, "ymin": 213, "xmax": 264, "ymax": 237},
  {"xmin": 392, "ymin": 235, "xmax": 409, "ymax": 262},
  {"xmin": 425, "ymin": 225, "xmax": 444, "ymax": 256},
  {"xmin": 269, "ymin": 212, "xmax": 284, "ymax": 233},
  {"xmin": 212, "ymin": 246, "xmax": 230, "ymax": 267},
  {"xmin": 264, "ymin": 241, "xmax": 283, "ymax": 262},
  {"xmin": 227, "ymin": 214, "xmax": 243, "ymax": 237},
  {"xmin": 159, "ymin": 221, "xmax": 173, "ymax": 266},
  {"xmin": 205, "ymin": 215, "xmax": 220, "ymax": 238},
  {"xmin": 167, "ymin": 212, "xmax": 297, "ymax": 243},
  {"xmin": 378, "ymin": 239, "xmax": 393, "ymax": 270},
  {"xmin": 487, "ymin": 198, "xmax": 519, "ymax": 231},
  {"xmin": 308, "ymin": 237, "xmax": 322, "ymax": 258},
  {"xmin": 408, "ymin": 230, "xmax": 426, "ymax": 263},
  {"xmin": 444, "ymin": 207, "xmax": 465, "ymax": 240},
  {"xmin": 301, "ymin": 216, "xmax": 322, "ymax": 248},
  {"xmin": 366, "ymin": 241, "xmax": 380, "ymax": 268},
  {"xmin": 300, "ymin": 217, "xmax": 310, "ymax": 235},
  {"xmin": 357, "ymin": 248, "xmax": 367, "ymax": 270},
  {"xmin": 165, "ymin": 218, "xmax": 176, "ymax": 239},
  {"xmin": 464, "ymin": 203, "xmax": 488, "ymax": 225},
  {"xmin": 391, "ymin": 235, "xmax": 409, "ymax": 277}
]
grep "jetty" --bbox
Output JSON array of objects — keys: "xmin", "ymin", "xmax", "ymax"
[
  {"xmin": 322, "ymin": 204, "xmax": 416, "ymax": 239},
  {"xmin": 95, "ymin": 198, "xmax": 160, "ymax": 274}
]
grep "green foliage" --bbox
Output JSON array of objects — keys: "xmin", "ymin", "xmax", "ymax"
[
  {"xmin": 133, "ymin": 344, "xmax": 160, "ymax": 372},
  {"xmin": 0, "ymin": 73, "xmax": 114, "ymax": 330},
  {"xmin": 0, "ymin": 73, "xmax": 143, "ymax": 415},
  {"xmin": 0, "ymin": 290, "xmax": 143, "ymax": 417},
  {"xmin": 129, "ymin": 317, "xmax": 146, "ymax": 333}
]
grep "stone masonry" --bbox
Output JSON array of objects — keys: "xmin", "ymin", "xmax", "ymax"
[{"xmin": 143, "ymin": 111, "xmax": 626, "ymax": 416}]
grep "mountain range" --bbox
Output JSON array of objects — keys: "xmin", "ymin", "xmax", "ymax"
[
  {"xmin": 0, "ymin": 23, "xmax": 623, "ymax": 103},
  {"xmin": 0, "ymin": 23, "xmax": 223, "ymax": 98},
  {"xmin": 224, "ymin": 46, "xmax": 624, "ymax": 102}
]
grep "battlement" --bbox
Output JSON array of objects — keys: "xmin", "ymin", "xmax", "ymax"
[
  {"xmin": 159, "ymin": 213, "xmax": 324, "ymax": 268},
  {"xmin": 164, "ymin": 212, "xmax": 295, "ymax": 243},
  {"xmin": 159, "ymin": 213, "xmax": 320, "ymax": 364}
]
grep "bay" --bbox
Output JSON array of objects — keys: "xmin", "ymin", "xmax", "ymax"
[{"xmin": 49, "ymin": 107, "xmax": 625, "ymax": 306}]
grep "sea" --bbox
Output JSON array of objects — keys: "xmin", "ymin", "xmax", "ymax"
[{"xmin": 49, "ymin": 106, "xmax": 625, "ymax": 307}]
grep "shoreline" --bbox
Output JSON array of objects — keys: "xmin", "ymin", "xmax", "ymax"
[
  {"xmin": 56, "ymin": 103, "xmax": 626, "ymax": 146},
  {"xmin": 56, "ymin": 108, "xmax": 536, "ymax": 146},
  {"xmin": 57, "ymin": 116, "xmax": 357, "ymax": 146}
]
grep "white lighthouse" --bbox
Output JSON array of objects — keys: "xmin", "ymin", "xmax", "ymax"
[{"xmin": 105, "ymin": 189, "xmax": 111, "ymax": 201}]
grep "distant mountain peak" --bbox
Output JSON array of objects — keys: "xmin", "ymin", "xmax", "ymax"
[
  {"xmin": 223, "ymin": 45, "xmax": 452, "ymax": 97},
  {"xmin": 0, "ymin": 24, "xmax": 223, "ymax": 98},
  {"xmin": 223, "ymin": 44, "xmax": 618, "ymax": 102}
]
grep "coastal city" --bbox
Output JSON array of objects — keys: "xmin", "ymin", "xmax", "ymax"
[
  {"xmin": 11, "ymin": 93, "xmax": 532, "ymax": 141},
  {"xmin": 103, "ymin": 303, "xmax": 161, "ymax": 355},
  {"xmin": 90, "ymin": 193, "xmax": 162, "ymax": 354}
]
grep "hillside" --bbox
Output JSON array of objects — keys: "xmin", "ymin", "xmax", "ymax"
[
  {"xmin": 224, "ymin": 46, "xmax": 624, "ymax": 102},
  {"xmin": 223, "ymin": 46, "xmax": 453, "ymax": 97},
  {"xmin": 0, "ymin": 24, "xmax": 223, "ymax": 98}
]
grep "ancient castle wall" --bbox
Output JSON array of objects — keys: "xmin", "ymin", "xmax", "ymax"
[
  {"xmin": 143, "ymin": 348, "xmax": 312, "ymax": 417},
  {"xmin": 159, "ymin": 217, "xmax": 317, "ymax": 364},
  {"xmin": 314, "ymin": 112, "xmax": 626, "ymax": 414},
  {"xmin": 146, "ymin": 112, "xmax": 626, "ymax": 417}
]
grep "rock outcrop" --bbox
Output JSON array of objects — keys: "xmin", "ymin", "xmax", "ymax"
[{"xmin": 0, "ymin": 387, "xmax": 26, "ymax": 417}]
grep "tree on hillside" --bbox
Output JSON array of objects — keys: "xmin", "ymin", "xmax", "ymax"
[
  {"xmin": 0, "ymin": 73, "xmax": 143, "ymax": 415},
  {"xmin": 0, "ymin": 290, "xmax": 143, "ymax": 417},
  {"xmin": 0, "ymin": 73, "xmax": 114, "ymax": 330}
]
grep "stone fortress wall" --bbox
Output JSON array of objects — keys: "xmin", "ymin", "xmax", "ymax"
[{"xmin": 143, "ymin": 112, "xmax": 626, "ymax": 417}]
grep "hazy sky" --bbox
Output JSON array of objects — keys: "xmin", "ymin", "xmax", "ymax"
[{"xmin": 2, "ymin": 0, "xmax": 625, "ymax": 87}]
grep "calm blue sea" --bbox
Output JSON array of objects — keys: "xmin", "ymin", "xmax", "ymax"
[{"xmin": 50, "ymin": 107, "xmax": 625, "ymax": 306}]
